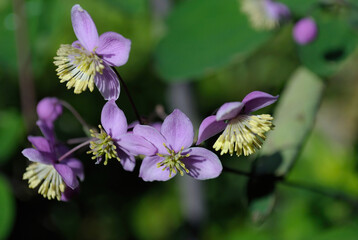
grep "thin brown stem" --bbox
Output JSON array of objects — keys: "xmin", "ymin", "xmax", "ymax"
[
  {"xmin": 60, "ymin": 100, "xmax": 91, "ymax": 132},
  {"xmin": 111, "ymin": 67, "xmax": 143, "ymax": 124}
]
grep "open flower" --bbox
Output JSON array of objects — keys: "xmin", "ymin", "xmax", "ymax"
[
  {"xmin": 134, "ymin": 109, "xmax": 222, "ymax": 182},
  {"xmin": 241, "ymin": 0, "xmax": 290, "ymax": 30},
  {"xmin": 22, "ymin": 136, "xmax": 84, "ymax": 201},
  {"xmin": 197, "ymin": 91, "xmax": 278, "ymax": 157},
  {"xmin": 54, "ymin": 4, "xmax": 131, "ymax": 100},
  {"xmin": 87, "ymin": 100, "xmax": 156, "ymax": 171}
]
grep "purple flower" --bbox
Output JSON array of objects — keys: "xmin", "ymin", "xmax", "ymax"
[
  {"xmin": 134, "ymin": 109, "xmax": 222, "ymax": 182},
  {"xmin": 54, "ymin": 4, "xmax": 131, "ymax": 100},
  {"xmin": 22, "ymin": 136, "xmax": 84, "ymax": 201},
  {"xmin": 197, "ymin": 91, "xmax": 278, "ymax": 157},
  {"xmin": 293, "ymin": 17, "xmax": 318, "ymax": 45},
  {"xmin": 87, "ymin": 100, "xmax": 156, "ymax": 170},
  {"xmin": 241, "ymin": 0, "xmax": 290, "ymax": 30},
  {"xmin": 37, "ymin": 97, "xmax": 62, "ymax": 123}
]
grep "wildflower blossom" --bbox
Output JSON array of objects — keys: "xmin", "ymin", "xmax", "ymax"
[
  {"xmin": 54, "ymin": 4, "xmax": 131, "ymax": 100},
  {"xmin": 87, "ymin": 100, "xmax": 156, "ymax": 170},
  {"xmin": 22, "ymin": 136, "xmax": 84, "ymax": 201},
  {"xmin": 241, "ymin": 0, "xmax": 290, "ymax": 30},
  {"xmin": 293, "ymin": 17, "xmax": 318, "ymax": 45},
  {"xmin": 134, "ymin": 109, "xmax": 222, "ymax": 182},
  {"xmin": 197, "ymin": 91, "xmax": 278, "ymax": 157}
]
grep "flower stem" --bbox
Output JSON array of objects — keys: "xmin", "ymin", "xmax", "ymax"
[
  {"xmin": 223, "ymin": 166, "xmax": 358, "ymax": 207},
  {"xmin": 111, "ymin": 67, "xmax": 143, "ymax": 124},
  {"xmin": 60, "ymin": 100, "xmax": 91, "ymax": 132},
  {"xmin": 58, "ymin": 139, "xmax": 92, "ymax": 162}
]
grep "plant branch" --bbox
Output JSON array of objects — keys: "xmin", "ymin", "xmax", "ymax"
[
  {"xmin": 111, "ymin": 67, "xmax": 143, "ymax": 124},
  {"xmin": 58, "ymin": 139, "xmax": 92, "ymax": 162},
  {"xmin": 60, "ymin": 100, "xmax": 91, "ymax": 132}
]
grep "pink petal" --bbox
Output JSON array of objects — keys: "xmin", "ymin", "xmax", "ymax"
[
  {"xmin": 117, "ymin": 149, "xmax": 136, "ymax": 172},
  {"xmin": 28, "ymin": 136, "xmax": 51, "ymax": 153},
  {"xmin": 182, "ymin": 147, "xmax": 222, "ymax": 180},
  {"xmin": 61, "ymin": 158, "xmax": 84, "ymax": 181},
  {"xmin": 71, "ymin": 4, "xmax": 99, "ymax": 52},
  {"xmin": 216, "ymin": 102, "xmax": 243, "ymax": 121},
  {"xmin": 55, "ymin": 163, "xmax": 79, "ymax": 189},
  {"xmin": 22, "ymin": 148, "xmax": 52, "ymax": 164},
  {"xmin": 94, "ymin": 65, "xmax": 120, "ymax": 101},
  {"xmin": 96, "ymin": 32, "xmax": 131, "ymax": 67},
  {"xmin": 101, "ymin": 100, "xmax": 127, "ymax": 139},
  {"xmin": 197, "ymin": 116, "xmax": 227, "ymax": 145},
  {"xmin": 242, "ymin": 91, "xmax": 279, "ymax": 113},
  {"xmin": 160, "ymin": 109, "xmax": 194, "ymax": 152},
  {"xmin": 117, "ymin": 133, "xmax": 157, "ymax": 156},
  {"xmin": 133, "ymin": 125, "xmax": 167, "ymax": 154},
  {"xmin": 139, "ymin": 156, "xmax": 176, "ymax": 182}
]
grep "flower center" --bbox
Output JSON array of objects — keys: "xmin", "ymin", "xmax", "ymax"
[
  {"xmin": 23, "ymin": 163, "xmax": 65, "ymax": 201},
  {"xmin": 87, "ymin": 125, "xmax": 120, "ymax": 165},
  {"xmin": 213, "ymin": 114, "xmax": 274, "ymax": 157},
  {"xmin": 157, "ymin": 143, "xmax": 190, "ymax": 177},
  {"xmin": 54, "ymin": 44, "xmax": 105, "ymax": 94}
]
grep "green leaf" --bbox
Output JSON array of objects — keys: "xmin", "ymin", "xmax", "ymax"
[
  {"xmin": 298, "ymin": 10, "xmax": 358, "ymax": 76},
  {"xmin": 155, "ymin": 0, "xmax": 271, "ymax": 81},
  {"xmin": 0, "ymin": 174, "xmax": 15, "ymax": 239},
  {"xmin": 256, "ymin": 67, "xmax": 325, "ymax": 176},
  {"xmin": 0, "ymin": 110, "xmax": 25, "ymax": 165}
]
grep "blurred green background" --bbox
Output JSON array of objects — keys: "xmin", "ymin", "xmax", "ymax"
[{"xmin": 1, "ymin": 0, "xmax": 358, "ymax": 239}]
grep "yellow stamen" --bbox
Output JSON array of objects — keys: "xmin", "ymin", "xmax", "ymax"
[
  {"xmin": 87, "ymin": 125, "xmax": 120, "ymax": 165},
  {"xmin": 157, "ymin": 144, "xmax": 190, "ymax": 177},
  {"xmin": 54, "ymin": 44, "xmax": 105, "ymax": 94},
  {"xmin": 213, "ymin": 114, "xmax": 274, "ymax": 156},
  {"xmin": 241, "ymin": 0, "xmax": 278, "ymax": 30},
  {"xmin": 23, "ymin": 163, "xmax": 65, "ymax": 201}
]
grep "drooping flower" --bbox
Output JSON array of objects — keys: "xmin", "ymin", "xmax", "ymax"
[
  {"xmin": 134, "ymin": 109, "xmax": 223, "ymax": 182},
  {"xmin": 293, "ymin": 17, "xmax": 318, "ymax": 45},
  {"xmin": 241, "ymin": 0, "xmax": 290, "ymax": 30},
  {"xmin": 87, "ymin": 100, "xmax": 156, "ymax": 171},
  {"xmin": 22, "ymin": 136, "xmax": 84, "ymax": 201},
  {"xmin": 54, "ymin": 4, "xmax": 131, "ymax": 100},
  {"xmin": 197, "ymin": 91, "xmax": 278, "ymax": 157}
]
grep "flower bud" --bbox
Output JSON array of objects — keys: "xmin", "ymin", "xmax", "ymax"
[
  {"xmin": 36, "ymin": 97, "xmax": 63, "ymax": 122},
  {"xmin": 293, "ymin": 17, "xmax": 318, "ymax": 45}
]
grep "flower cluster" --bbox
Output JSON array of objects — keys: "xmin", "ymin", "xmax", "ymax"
[
  {"xmin": 240, "ymin": 0, "xmax": 318, "ymax": 44},
  {"xmin": 23, "ymin": 4, "xmax": 279, "ymax": 201}
]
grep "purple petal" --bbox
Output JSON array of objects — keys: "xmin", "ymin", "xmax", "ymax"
[
  {"xmin": 133, "ymin": 125, "xmax": 167, "ymax": 154},
  {"xmin": 242, "ymin": 91, "xmax": 279, "ymax": 113},
  {"xmin": 117, "ymin": 133, "xmax": 157, "ymax": 156},
  {"xmin": 22, "ymin": 148, "xmax": 52, "ymax": 164},
  {"xmin": 36, "ymin": 97, "xmax": 62, "ymax": 123},
  {"xmin": 61, "ymin": 158, "xmax": 84, "ymax": 181},
  {"xmin": 151, "ymin": 122, "xmax": 162, "ymax": 132},
  {"xmin": 139, "ymin": 156, "xmax": 176, "ymax": 182},
  {"xmin": 94, "ymin": 65, "xmax": 120, "ymax": 101},
  {"xmin": 28, "ymin": 136, "xmax": 51, "ymax": 153},
  {"xmin": 55, "ymin": 163, "xmax": 79, "ymax": 189},
  {"xmin": 96, "ymin": 32, "xmax": 131, "ymax": 67},
  {"xmin": 101, "ymin": 100, "xmax": 127, "ymax": 139},
  {"xmin": 197, "ymin": 116, "xmax": 227, "ymax": 145},
  {"xmin": 160, "ymin": 109, "xmax": 194, "ymax": 152},
  {"xmin": 117, "ymin": 149, "xmax": 136, "ymax": 172},
  {"xmin": 61, "ymin": 187, "xmax": 80, "ymax": 202},
  {"xmin": 216, "ymin": 102, "xmax": 243, "ymax": 121},
  {"xmin": 182, "ymin": 147, "xmax": 222, "ymax": 180},
  {"xmin": 127, "ymin": 120, "xmax": 139, "ymax": 130},
  {"xmin": 293, "ymin": 17, "xmax": 318, "ymax": 45},
  {"xmin": 36, "ymin": 120, "xmax": 55, "ymax": 141},
  {"xmin": 71, "ymin": 4, "xmax": 99, "ymax": 52}
]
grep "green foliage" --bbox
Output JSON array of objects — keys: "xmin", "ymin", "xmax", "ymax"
[
  {"xmin": 256, "ymin": 67, "xmax": 325, "ymax": 176},
  {"xmin": 298, "ymin": 10, "xmax": 358, "ymax": 76},
  {"xmin": 0, "ymin": 175, "xmax": 15, "ymax": 239},
  {"xmin": 0, "ymin": 109, "xmax": 25, "ymax": 165},
  {"xmin": 155, "ymin": 0, "xmax": 271, "ymax": 81}
]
